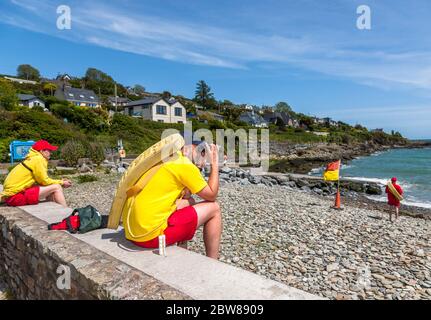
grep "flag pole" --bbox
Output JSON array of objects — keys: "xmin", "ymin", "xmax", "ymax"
[{"xmin": 333, "ymin": 159, "xmax": 342, "ymax": 210}]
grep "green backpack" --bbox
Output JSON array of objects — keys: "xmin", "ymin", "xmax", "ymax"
[
  {"xmin": 76, "ymin": 205, "xmax": 103, "ymax": 233},
  {"xmin": 48, "ymin": 205, "xmax": 103, "ymax": 234}
]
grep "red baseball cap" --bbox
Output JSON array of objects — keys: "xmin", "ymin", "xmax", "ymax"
[
  {"xmin": 391, "ymin": 177, "xmax": 397, "ymax": 182},
  {"xmin": 32, "ymin": 140, "xmax": 58, "ymax": 152}
]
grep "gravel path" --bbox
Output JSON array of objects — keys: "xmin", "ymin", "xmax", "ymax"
[{"xmin": 65, "ymin": 173, "xmax": 431, "ymax": 300}]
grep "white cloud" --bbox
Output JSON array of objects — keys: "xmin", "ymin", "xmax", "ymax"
[{"xmin": 3, "ymin": 0, "xmax": 431, "ymax": 92}]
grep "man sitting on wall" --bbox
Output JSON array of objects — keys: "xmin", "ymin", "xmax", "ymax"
[
  {"xmin": 0, "ymin": 140, "xmax": 72, "ymax": 207},
  {"xmin": 125, "ymin": 141, "xmax": 222, "ymax": 259}
]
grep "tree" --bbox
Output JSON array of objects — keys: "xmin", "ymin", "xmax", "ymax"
[
  {"xmin": 219, "ymin": 99, "xmax": 234, "ymax": 113},
  {"xmin": 0, "ymin": 79, "xmax": 18, "ymax": 110},
  {"xmin": 133, "ymin": 84, "xmax": 146, "ymax": 95},
  {"xmin": 194, "ymin": 80, "xmax": 214, "ymax": 109},
  {"xmin": 297, "ymin": 114, "xmax": 314, "ymax": 130},
  {"xmin": 17, "ymin": 64, "xmax": 41, "ymax": 81},
  {"xmin": 84, "ymin": 67, "xmax": 115, "ymax": 95},
  {"xmin": 275, "ymin": 101, "xmax": 292, "ymax": 114},
  {"xmin": 43, "ymin": 83, "xmax": 57, "ymax": 96},
  {"xmin": 162, "ymin": 91, "xmax": 172, "ymax": 99},
  {"xmin": 222, "ymin": 106, "xmax": 242, "ymax": 122}
]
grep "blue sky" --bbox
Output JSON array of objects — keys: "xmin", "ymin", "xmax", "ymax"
[{"xmin": 1, "ymin": 0, "xmax": 430, "ymax": 138}]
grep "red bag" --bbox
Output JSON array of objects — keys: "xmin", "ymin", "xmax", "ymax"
[{"xmin": 47, "ymin": 215, "xmax": 80, "ymax": 233}]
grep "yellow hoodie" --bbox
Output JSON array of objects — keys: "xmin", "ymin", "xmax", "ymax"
[{"xmin": 1, "ymin": 148, "xmax": 63, "ymax": 199}]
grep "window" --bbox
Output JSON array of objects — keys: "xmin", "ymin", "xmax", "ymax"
[
  {"xmin": 158, "ymin": 120, "xmax": 164, "ymax": 123},
  {"xmin": 68, "ymin": 93, "xmax": 74, "ymax": 97},
  {"xmin": 79, "ymin": 95, "xmax": 84, "ymax": 98},
  {"xmin": 175, "ymin": 107, "xmax": 182, "ymax": 117},
  {"xmin": 90, "ymin": 96, "xmax": 95, "ymax": 99},
  {"xmin": 156, "ymin": 105, "xmax": 167, "ymax": 115},
  {"xmin": 128, "ymin": 108, "xmax": 133, "ymax": 116}
]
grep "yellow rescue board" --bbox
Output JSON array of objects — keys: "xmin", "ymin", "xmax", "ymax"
[
  {"xmin": 387, "ymin": 181, "xmax": 403, "ymax": 201},
  {"xmin": 107, "ymin": 133, "xmax": 185, "ymax": 229}
]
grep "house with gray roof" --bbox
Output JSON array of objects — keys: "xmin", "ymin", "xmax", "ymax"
[
  {"xmin": 108, "ymin": 96, "xmax": 130, "ymax": 108},
  {"xmin": 239, "ymin": 111, "xmax": 268, "ymax": 128},
  {"xmin": 124, "ymin": 97, "xmax": 187, "ymax": 123},
  {"xmin": 17, "ymin": 94, "xmax": 45, "ymax": 109},
  {"xmin": 54, "ymin": 85, "xmax": 101, "ymax": 108},
  {"xmin": 263, "ymin": 111, "xmax": 294, "ymax": 127}
]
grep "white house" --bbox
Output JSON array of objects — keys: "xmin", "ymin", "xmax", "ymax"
[
  {"xmin": 17, "ymin": 94, "xmax": 45, "ymax": 109},
  {"xmin": 124, "ymin": 97, "xmax": 187, "ymax": 123}
]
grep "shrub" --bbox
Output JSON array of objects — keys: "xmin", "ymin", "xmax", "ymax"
[
  {"xmin": 31, "ymin": 106, "xmax": 45, "ymax": 112},
  {"xmin": 208, "ymin": 119, "xmax": 226, "ymax": 130},
  {"xmin": 77, "ymin": 174, "xmax": 98, "ymax": 184},
  {"xmin": 0, "ymin": 138, "xmax": 12, "ymax": 163},
  {"xmin": 87, "ymin": 142, "xmax": 106, "ymax": 165},
  {"xmin": 341, "ymin": 133, "xmax": 353, "ymax": 145},
  {"xmin": 60, "ymin": 140, "xmax": 86, "ymax": 166},
  {"xmin": 50, "ymin": 103, "xmax": 107, "ymax": 133},
  {"xmin": 0, "ymin": 174, "xmax": 6, "ymax": 184}
]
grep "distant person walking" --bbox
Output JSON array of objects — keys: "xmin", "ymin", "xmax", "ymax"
[
  {"xmin": 0, "ymin": 140, "xmax": 72, "ymax": 207},
  {"xmin": 385, "ymin": 177, "xmax": 403, "ymax": 222}
]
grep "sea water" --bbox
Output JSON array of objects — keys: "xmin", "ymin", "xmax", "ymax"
[{"xmin": 309, "ymin": 145, "xmax": 431, "ymax": 208}]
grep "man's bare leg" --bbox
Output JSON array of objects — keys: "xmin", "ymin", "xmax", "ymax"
[
  {"xmin": 39, "ymin": 184, "xmax": 67, "ymax": 207},
  {"xmin": 193, "ymin": 201, "xmax": 222, "ymax": 259},
  {"xmin": 395, "ymin": 207, "xmax": 399, "ymax": 220}
]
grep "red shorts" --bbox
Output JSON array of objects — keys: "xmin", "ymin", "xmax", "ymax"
[
  {"xmin": 5, "ymin": 186, "xmax": 40, "ymax": 207},
  {"xmin": 132, "ymin": 205, "xmax": 198, "ymax": 249}
]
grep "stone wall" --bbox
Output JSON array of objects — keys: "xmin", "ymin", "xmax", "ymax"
[{"xmin": 0, "ymin": 206, "xmax": 188, "ymax": 300}]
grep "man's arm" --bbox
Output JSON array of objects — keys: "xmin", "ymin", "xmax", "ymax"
[
  {"xmin": 197, "ymin": 144, "xmax": 219, "ymax": 202},
  {"xmin": 32, "ymin": 158, "xmax": 63, "ymax": 186}
]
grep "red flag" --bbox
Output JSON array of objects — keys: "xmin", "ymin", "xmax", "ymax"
[{"xmin": 326, "ymin": 160, "xmax": 340, "ymax": 171}]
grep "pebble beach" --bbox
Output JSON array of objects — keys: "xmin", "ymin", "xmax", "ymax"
[{"xmin": 63, "ymin": 173, "xmax": 431, "ymax": 300}]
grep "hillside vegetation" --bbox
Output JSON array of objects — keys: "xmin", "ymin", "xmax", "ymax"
[{"xmin": 0, "ymin": 65, "xmax": 408, "ymax": 164}]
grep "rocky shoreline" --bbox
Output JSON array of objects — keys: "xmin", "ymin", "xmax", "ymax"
[
  {"xmin": 62, "ymin": 172, "xmax": 431, "ymax": 300},
  {"xmin": 269, "ymin": 140, "xmax": 431, "ymax": 174},
  {"xmin": 218, "ymin": 167, "xmax": 431, "ymax": 219}
]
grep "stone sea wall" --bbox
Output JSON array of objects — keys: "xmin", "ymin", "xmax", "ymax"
[{"xmin": 0, "ymin": 206, "xmax": 188, "ymax": 300}]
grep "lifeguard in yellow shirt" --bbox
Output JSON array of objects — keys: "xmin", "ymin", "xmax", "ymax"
[
  {"xmin": 125, "ymin": 142, "xmax": 222, "ymax": 259},
  {"xmin": 1, "ymin": 140, "xmax": 72, "ymax": 207}
]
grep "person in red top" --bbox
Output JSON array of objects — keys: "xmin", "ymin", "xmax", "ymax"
[{"xmin": 385, "ymin": 177, "xmax": 403, "ymax": 222}]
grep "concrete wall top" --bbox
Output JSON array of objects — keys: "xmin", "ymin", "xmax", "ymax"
[{"xmin": 1, "ymin": 201, "xmax": 322, "ymax": 300}]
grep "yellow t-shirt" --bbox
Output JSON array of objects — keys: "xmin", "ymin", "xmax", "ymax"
[
  {"xmin": 123, "ymin": 152, "xmax": 208, "ymax": 242},
  {"xmin": 1, "ymin": 148, "xmax": 63, "ymax": 199}
]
